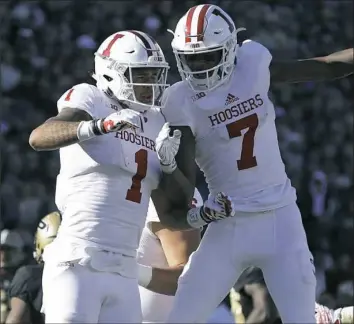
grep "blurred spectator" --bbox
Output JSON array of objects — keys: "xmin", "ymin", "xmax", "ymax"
[
  {"xmin": 0, "ymin": 0, "xmax": 352, "ymax": 306},
  {"xmin": 0, "ymin": 229, "xmax": 34, "ymax": 323}
]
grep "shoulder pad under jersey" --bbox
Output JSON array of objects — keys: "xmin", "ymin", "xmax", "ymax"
[
  {"xmin": 57, "ymin": 83, "xmax": 101, "ymax": 118},
  {"xmin": 239, "ymin": 39, "xmax": 273, "ymax": 69},
  {"xmin": 161, "ymin": 81, "xmax": 192, "ymax": 127}
]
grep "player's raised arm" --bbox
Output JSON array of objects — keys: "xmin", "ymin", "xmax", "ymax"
[
  {"xmin": 151, "ymin": 123, "xmax": 197, "ymax": 229},
  {"xmin": 157, "ymin": 124, "xmax": 196, "ymax": 205},
  {"xmin": 270, "ymin": 48, "xmax": 354, "ymax": 83},
  {"xmin": 29, "ymin": 84, "xmax": 142, "ymax": 151}
]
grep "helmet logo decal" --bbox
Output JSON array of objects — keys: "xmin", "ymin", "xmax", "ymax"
[{"xmin": 102, "ymin": 33, "xmax": 125, "ymax": 57}]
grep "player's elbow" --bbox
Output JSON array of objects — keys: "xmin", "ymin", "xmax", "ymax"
[
  {"xmin": 29, "ymin": 127, "xmax": 43, "ymax": 151},
  {"xmin": 29, "ymin": 125, "xmax": 55, "ymax": 151}
]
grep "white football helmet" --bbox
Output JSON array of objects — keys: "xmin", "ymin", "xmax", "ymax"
[
  {"xmin": 93, "ymin": 30, "xmax": 169, "ymax": 112},
  {"xmin": 170, "ymin": 4, "xmax": 245, "ymax": 92}
]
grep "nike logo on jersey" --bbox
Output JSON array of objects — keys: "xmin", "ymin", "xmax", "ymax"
[
  {"xmin": 225, "ymin": 93, "xmax": 239, "ymax": 106},
  {"xmin": 209, "ymin": 94, "xmax": 264, "ymax": 126},
  {"xmin": 115, "ymin": 130, "xmax": 156, "ymax": 152}
]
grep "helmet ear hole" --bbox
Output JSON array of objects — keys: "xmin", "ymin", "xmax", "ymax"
[{"xmin": 103, "ymin": 75, "xmax": 113, "ymax": 82}]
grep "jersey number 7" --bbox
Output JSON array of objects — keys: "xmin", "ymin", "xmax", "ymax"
[
  {"xmin": 226, "ymin": 113, "xmax": 259, "ymax": 170},
  {"xmin": 125, "ymin": 149, "xmax": 148, "ymax": 204}
]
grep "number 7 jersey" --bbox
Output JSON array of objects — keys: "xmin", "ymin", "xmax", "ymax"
[
  {"xmin": 54, "ymin": 83, "xmax": 165, "ymax": 258},
  {"xmin": 163, "ymin": 40, "xmax": 296, "ymax": 212}
]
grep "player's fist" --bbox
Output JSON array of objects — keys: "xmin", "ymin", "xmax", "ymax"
[
  {"xmin": 187, "ymin": 192, "xmax": 236, "ymax": 228},
  {"xmin": 155, "ymin": 122, "xmax": 181, "ymax": 173},
  {"xmin": 202, "ymin": 192, "xmax": 236, "ymax": 221},
  {"xmin": 95, "ymin": 109, "xmax": 142, "ymax": 134}
]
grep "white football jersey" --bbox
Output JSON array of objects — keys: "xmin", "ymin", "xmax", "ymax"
[
  {"xmin": 163, "ymin": 40, "xmax": 296, "ymax": 212},
  {"xmin": 51, "ymin": 83, "xmax": 165, "ymax": 262},
  {"xmin": 137, "ymin": 189, "xmax": 202, "ymax": 323}
]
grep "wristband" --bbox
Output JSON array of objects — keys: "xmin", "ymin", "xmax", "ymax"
[
  {"xmin": 137, "ymin": 264, "xmax": 152, "ymax": 288},
  {"xmin": 160, "ymin": 158, "xmax": 177, "ymax": 174},
  {"xmin": 187, "ymin": 207, "xmax": 207, "ymax": 229},
  {"xmin": 77, "ymin": 119, "xmax": 106, "ymax": 142},
  {"xmin": 77, "ymin": 121, "xmax": 97, "ymax": 142}
]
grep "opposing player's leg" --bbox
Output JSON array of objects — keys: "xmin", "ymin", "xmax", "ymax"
[
  {"xmin": 260, "ymin": 204, "xmax": 316, "ymax": 323},
  {"xmin": 42, "ymin": 262, "xmax": 102, "ymax": 323},
  {"xmin": 98, "ymin": 274, "xmax": 142, "ymax": 323},
  {"xmin": 167, "ymin": 219, "xmax": 244, "ymax": 323}
]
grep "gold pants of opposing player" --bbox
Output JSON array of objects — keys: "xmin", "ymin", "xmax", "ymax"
[
  {"xmin": 167, "ymin": 203, "xmax": 317, "ymax": 323},
  {"xmin": 42, "ymin": 261, "xmax": 142, "ymax": 323}
]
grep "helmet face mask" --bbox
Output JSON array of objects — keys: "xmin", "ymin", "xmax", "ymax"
[
  {"xmin": 174, "ymin": 44, "xmax": 235, "ymax": 91},
  {"xmin": 94, "ymin": 31, "xmax": 169, "ymax": 112},
  {"xmin": 179, "ymin": 48, "xmax": 223, "ymax": 77},
  {"xmin": 126, "ymin": 67, "xmax": 166, "ymax": 106}
]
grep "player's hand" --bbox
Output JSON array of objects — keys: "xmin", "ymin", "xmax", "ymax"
[
  {"xmin": 187, "ymin": 192, "xmax": 236, "ymax": 228},
  {"xmin": 333, "ymin": 307, "xmax": 354, "ymax": 324},
  {"xmin": 95, "ymin": 109, "xmax": 142, "ymax": 134},
  {"xmin": 315, "ymin": 303, "xmax": 334, "ymax": 324},
  {"xmin": 201, "ymin": 192, "xmax": 236, "ymax": 222},
  {"xmin": 155, "ymin": 122, "xmax": 181, "ymax": 173}
]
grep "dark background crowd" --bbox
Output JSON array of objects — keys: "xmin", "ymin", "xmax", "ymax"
[{"xmin": 1, "ymin": 0, "xmax": 353, "ymax": 320}]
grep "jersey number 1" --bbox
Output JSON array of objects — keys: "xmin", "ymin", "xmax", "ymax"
[
  {"xmin": 125, "ymin": 149, "xmax": 148, "ymax": 204},
  {"xmin": 226, "ymin": 113, "xmax": 259, "ymax": 170}
]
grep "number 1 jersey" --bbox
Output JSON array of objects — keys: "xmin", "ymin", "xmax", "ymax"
[
  {"xmin": 162, "ymin": 40, "xmax": 296, "ymax": 212},
  {"xmin": 54, "ymin": 83, "xmax": 165, "ymax": 258}
]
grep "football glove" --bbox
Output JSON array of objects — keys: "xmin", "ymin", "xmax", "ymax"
[
  {"xmin": 155, "ymin": 122, "xmax": 181, "ymax": 173},
  {"xmin": 93, "ymin": 109, "xmax": 142, "ymax": 134},
  {"xmin": 187, "ymin": 192, "xmax": 236, "ymax": 228},
  {"xmin": 333, "ymin": 307, "xmax": 354, "ymax": 324},
  {"xmin": 77, "ymin": 109, "xmax": 142, "ymax": 141},
  {"xmin": 315, "ymin": 303, "xmax": 334, "ymax": 324}
]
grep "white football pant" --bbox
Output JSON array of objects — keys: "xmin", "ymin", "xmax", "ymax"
[
  {"xmin": 42, "ymin": 262, "xmax": 142, "ymax": 323},
  {"xmin": 167, "ymin": 203, "xmax": 316, "ymax": 323}
]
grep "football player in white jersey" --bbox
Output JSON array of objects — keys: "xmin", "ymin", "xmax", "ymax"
[
  {"xmin": 29, "ymin": 29, "xmax": 235, "ymax": 323},
  {"xmin": 156, "ymin": 4, "xmax": 354, "ymax": 324}
]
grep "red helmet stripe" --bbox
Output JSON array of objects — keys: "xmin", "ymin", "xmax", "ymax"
[
  {"xmin": 185, "ymin": 6, "xmax": 197, "ymax": 43},
  {"xmin": 196, "ymin": 4, "xmax": 211, "ymax": 41},
  {"xmin": 102, "ymin": 33, "xmax": 125, "ymax": 57}
]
